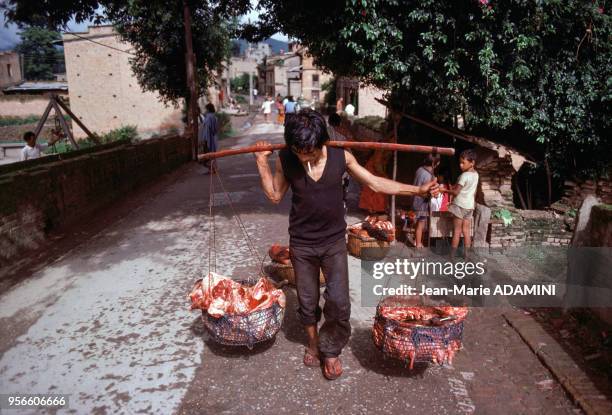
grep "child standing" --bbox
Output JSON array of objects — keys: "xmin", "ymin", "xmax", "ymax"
[
  {"xmin": 412, "ymin": 154, "xmax": 440, "ymax": 248},
  {"xmin": 20, "ymin": 131, "xmax": 60, "ymax": 161},
  {"xmin": 443, "ymin": 149, "xmax": 478, "ymax": 252}
]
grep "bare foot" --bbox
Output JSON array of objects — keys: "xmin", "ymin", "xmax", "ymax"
[
  {"xmin": 303, "ymin": 347, "xmax": 320, "ymax": 367},
  {"xmin": 322, "ymin": 357, "xmax": 343, "ymax": 380}
]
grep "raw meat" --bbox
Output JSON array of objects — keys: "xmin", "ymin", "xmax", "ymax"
[
  {"xmin": 189, "ymin": 272, "xmax": 286, "ymax": 318},
  {"xmin": 268, "ymin": 244, "xmax": 291, "ymax": 265}
]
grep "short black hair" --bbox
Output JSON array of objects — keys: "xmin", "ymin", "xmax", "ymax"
[
  {"xmin": 205, "ymin": 103, "xmax": 215, "ymax": 113},
  {"xmin": 284, "ymin": 109, "xmax": 329, "ymax": 152},
  {"xmin": 328, "ymin": 113, "xmax": 341, "ymax": 127},
  {"xmin": 23, "ymin": 131, "xmax": 35, "ymax": 141},
  {"xmin": 423, "ymin": 153, "xmax": 440, "ymax": 167},
  {"xmin": 460, "ymin": 149, "xmax": 477, "ymax": 163}
]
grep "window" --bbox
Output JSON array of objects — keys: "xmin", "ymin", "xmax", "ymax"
[
  {"xmin": 312, "ymin": 74, "xmax": 319, "ymax": 87},
  {"xmin": 7, "ymin": 64, "xmax": 12, "ymax": 78},
  {"xmin": 312, "ymin": 91, "xmax": 320, "ymax": 102}
]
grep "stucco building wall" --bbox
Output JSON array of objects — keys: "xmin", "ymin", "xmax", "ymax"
[
  {"xmin": 62, "ymin": 26, "xmax": 182, "ymax": 138},
  {"xmin": 0, "ymin": 52, "xmax": 22, "ymax": 89}
]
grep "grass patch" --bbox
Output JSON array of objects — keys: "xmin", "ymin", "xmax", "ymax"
[{"xmin": 0, "ymin": 114, "xmax": 70, "ymax": 127}]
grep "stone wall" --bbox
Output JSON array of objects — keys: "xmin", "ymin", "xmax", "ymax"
[
  {"xmin": 488, "ymin": 209, "xmax": 572, "ymax": 250},
  {"xmin": 561, "ymin": 178, "xmax": 612, "ymax": 208},
  {"xmin": 0, "ymin": 134, "xmax": 191, "ymax": 279},
  {"xmin": 476, "ymin": 150, "xmax": 515, "ymax": 208}
]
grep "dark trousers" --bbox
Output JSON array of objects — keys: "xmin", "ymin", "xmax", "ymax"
[{"xmin": 290, "ymin": 237, "xmax": 351, "ymax": 358}]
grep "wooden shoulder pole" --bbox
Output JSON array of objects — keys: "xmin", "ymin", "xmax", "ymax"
[{"xmin": 198, "ymin": 141, "xmax": 454, "ymax": 161}]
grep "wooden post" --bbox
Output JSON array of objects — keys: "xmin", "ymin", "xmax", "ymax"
[
  {"xmin": 54, "ymin": 95, "xmax": 100, "ymax": 144},
  {"xmin": 33, "ymin": 100, "xmax": 54, "ymax": 139},
  {"xmin": 51, "ymin": 100, "xmax": 79, "ymax": 149},
  {"xmin": 390, "ymin": 112, "xmax": 400, "ymax": 244},
  {"xmin": 183, "ymin": 0, "xmax": 199, "ymax": 161}
]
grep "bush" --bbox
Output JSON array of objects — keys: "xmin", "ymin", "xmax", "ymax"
[
  {"xmin": 353, "ymin": 116, "xmax": 388, "ymax": 133},
  {"xmin": 230, "ymin": 74, "xmax": 250, "ymax": 94},
  {"xmin": 98, "ymin": 125, "xmax": 139, "ymax": 144},
  {"xmin": 215, "ymin": 112, "xmax": 232, "ymax": 135}
]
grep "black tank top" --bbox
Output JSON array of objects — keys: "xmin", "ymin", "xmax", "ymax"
[{"xmin": 279, "ymin": 146, "xmax": 347, "ymax": 247}]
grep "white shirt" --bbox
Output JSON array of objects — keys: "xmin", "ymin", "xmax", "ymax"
[
  {"xmin": 261, "ymin": 100, "xmax": 273, "ymax": 114},
  {"xmin": 453, "ymin": 171, "xmax": 479, "ymax": 209},
  {"xmin": 345, "ymin": 103, "xmax": 355, "ymax": 116},
  {"xmin": 253, "ymin": 89, "xmax": 258, "ymax": 96},
  {"xmin": 20, "ymin": 143, "xmax": 48, "ymax": 161},
  {"xmin": 430, "ymin": 193, "xmax": 444, "ymax": 211}
]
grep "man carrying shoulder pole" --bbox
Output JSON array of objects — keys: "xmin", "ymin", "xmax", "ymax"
[{"xmin": 254, "ymin": 109, "xmax": 438, "ymax": 380}]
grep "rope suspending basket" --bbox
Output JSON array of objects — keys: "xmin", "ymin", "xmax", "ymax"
[
  {"xmin": 372, "ymin": 296, "xmax": 468, "ymax": 369},
  {"xmin": 188, "ymin": 169, "xmax": 285, "ymax": 349}
]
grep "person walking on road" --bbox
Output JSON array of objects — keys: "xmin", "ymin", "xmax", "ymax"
[
  {"xmin": 254, "ymin": 109, "xmax": 437, "ymax": 380},
  {"xmin": 261, "ymin": 96, "xmax": 274, "ymax": 123},
  {"xmin": 198, "ymin": 103, "xmax": 219, "ymax": 174},
  {"xmin": 284, "ymin": 96, "xmax": 297, "ymax": 115}
]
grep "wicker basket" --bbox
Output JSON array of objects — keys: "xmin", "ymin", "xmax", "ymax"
[
  {"xmin": 202, "ymin": 302, "xmax": 284, "ymax": 349},
  {"xmin": 347, "ymin": 232, "xmax": 391, "ymax": 260},
  {"xmin": 270, "ymin": 262, "xmax": 326, "ymax": 286},
  {"xmin": 372, "ymin": 301, "xmax": 466, "ymax": 369}
]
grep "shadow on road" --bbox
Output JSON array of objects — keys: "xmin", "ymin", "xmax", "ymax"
[
  {"xmin": 349, "ymin": 326, "xmax": 428, "ymax": 378},
  {"xmin": 189, "ymin": 315, "xmax": 278, "ymax": 357}
]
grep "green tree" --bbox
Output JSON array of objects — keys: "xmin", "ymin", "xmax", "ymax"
[
  {"xmin": 250, "ymin": 0, "xmax": 611, "ymax": 178},
  {"xmin": 105, "ymin": 1, "xmax": 239, "ymax": 104},
  {"xmin": 3, "ymin": 0, "xmax": 252, "ymax": 104},
  {"xmin": 230, "ymin": 73, "xmax": 250, "ymax": 94},
  {"xmin": 15, "ymin": 26, "xmax": 63, "ymax": 80}
]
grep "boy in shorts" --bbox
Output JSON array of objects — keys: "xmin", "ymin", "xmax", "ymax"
[{"xmin": 443, "ymin": 149, "xmax": 478, "ymax": 253}]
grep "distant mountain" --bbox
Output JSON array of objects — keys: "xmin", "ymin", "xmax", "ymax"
[
  {"xmin": 266, "ymin": 37, "xmax": 289, "ymax": 54},
  {"xmin": 232, "ymin": 37, "xmax": 289, "ymax": 56}
]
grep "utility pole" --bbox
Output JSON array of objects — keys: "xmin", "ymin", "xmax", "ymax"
[
  {"xmin": 183, "ymin": 0, "xmax": 199, "ymax": 161},
  {"xmin": 249, "ymin": 71, "xmax": 253, "ymax": 106}
]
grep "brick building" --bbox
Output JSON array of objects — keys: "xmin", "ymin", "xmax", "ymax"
[
  {"xmin": 261, "ymin": 44, "xmax": 332, "ymax": 102},
  {"xmin": 62, "ymin": 25, "xmax": 182, "ymax": 138}
]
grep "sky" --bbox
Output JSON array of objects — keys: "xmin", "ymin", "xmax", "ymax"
[{"xmin": 0, "ymin": 2, "xmax": 286, "ymax": 51}]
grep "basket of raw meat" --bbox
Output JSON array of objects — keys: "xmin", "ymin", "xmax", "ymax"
[
  {"xmin": 267, "ymin": 244, "xmax": 325, "ymax": 286},
  {"xmin": 372, "ymin": 296, "xmax": 468, "ymax": 369},
  {"xmin": 189, "ymin": 272, "xmax": 285, "ymax": 348},
  {"xmin": 347, "ymin": 215, "xmax": 394, "ymax": 260}
]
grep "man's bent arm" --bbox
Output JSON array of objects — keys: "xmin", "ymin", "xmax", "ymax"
[
  {"xmin": 345, "ymin": 150, "xmax": 435, "ymax": 197},
  {"xmin": 256, "ymin": 155, "xmax": 289, "ymax": 204}
]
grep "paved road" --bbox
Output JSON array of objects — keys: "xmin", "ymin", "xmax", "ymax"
[{"xmin": 0, "ymin": 118, "xmax": 580, "ymax": 414}]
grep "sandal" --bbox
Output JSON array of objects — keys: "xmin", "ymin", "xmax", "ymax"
[
  {"xmin": 303, "ymin": 348, "xmax": 320, "ymax": 367},
  {"xmin": 322, "ymin": 357, "xmax": 343, "ymax": 380}
]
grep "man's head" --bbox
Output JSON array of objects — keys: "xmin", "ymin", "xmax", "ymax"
[
  {"xmin": 328, "ymin": 113, "xmax": 341, "ymax": 127},
  {"xmin": 423, "ymin": 153, "xmax": 441, "ymax": 168},
  {"xmin": 459, "ymin": 149, "xmax": 477, "ymax": 172},
  {"xmin": 205, "ymin": 103, "xmax": 215, "ymax": 113},
  {"xmin": 23, "ymin": 131, "xmax": 36, "ymax": 146},
  {"xmin": 285, "ymin": 109, "xmax": 329, "ymax": 163}
]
